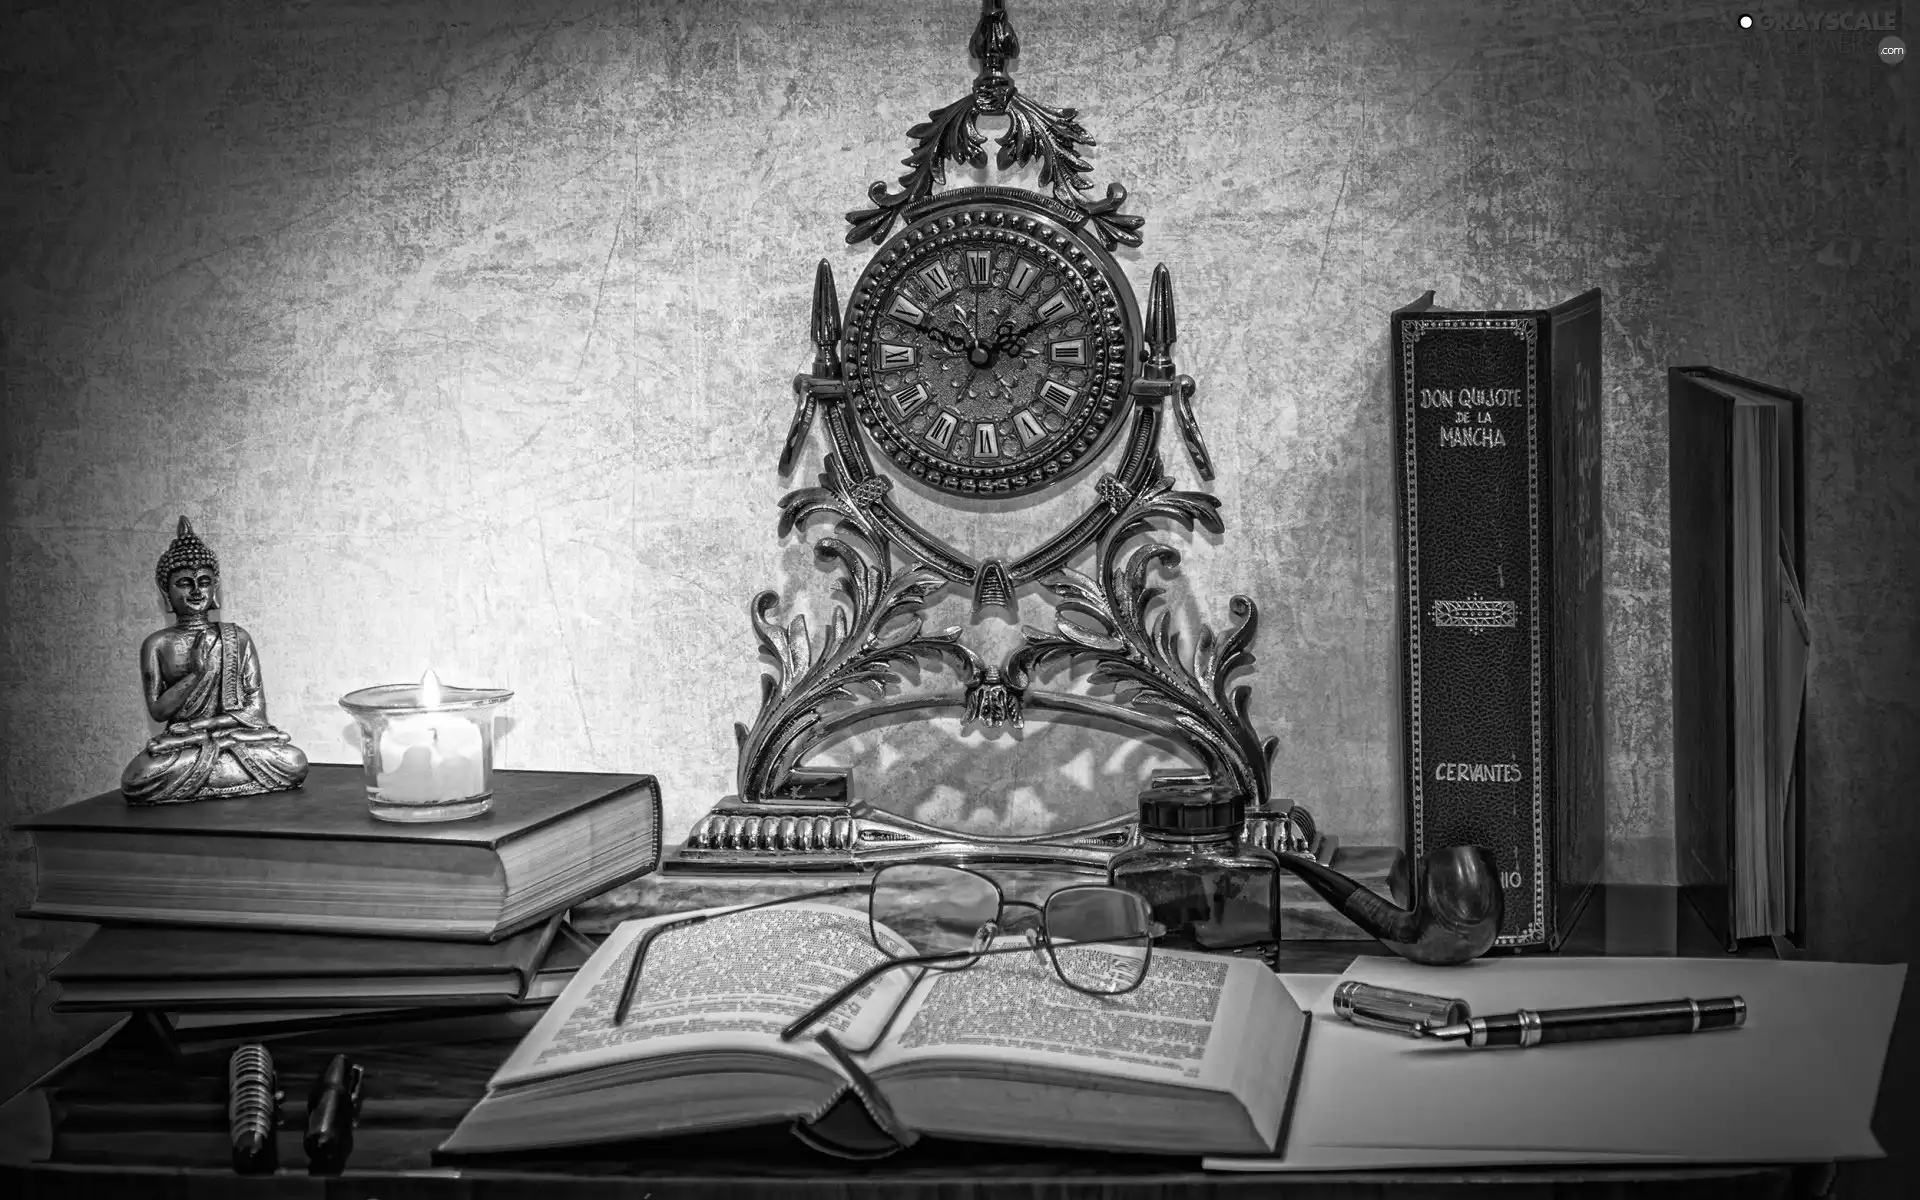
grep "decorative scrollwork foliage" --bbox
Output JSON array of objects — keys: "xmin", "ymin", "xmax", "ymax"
[
  {"xmin": 1080, "ymin": 181, "xmax": 1147, "ymax": 252},
  {"xmin": 1006, "ymin": 472, "xmax": 1279, "ymax": 806},
  {"xmin": 999, "ymin": 100, "xmax": 1144, "ymax": 250},
  {"xmin": 737, "ymin": 459, "xmax": 983, "ymax": 800},
  {"xmin": 776, "ymin": 452, "xmax": 890, "ymax": 551},
  {"xmin": 844, "ymin": 2, "xmax": 1143, "ymax": 249},
  {"xmin": 846, "ymin": 92, "xmax": 1145, "ymax": 251},
  {"xmin": 845, "ymin": 95, "xmax": 985, "ymax": 247}
]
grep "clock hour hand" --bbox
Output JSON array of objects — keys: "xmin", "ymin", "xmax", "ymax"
[{"xmin": 926, "ymin": 323, "xmax": 976, "ymax": 355}]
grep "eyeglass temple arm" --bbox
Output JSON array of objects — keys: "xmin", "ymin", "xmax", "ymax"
[
  {"xmin": 781, "ymin": 956, "xmax": 914, "ymax": 1042},
  {"xmin": 613, "ymin": 883, "xmax": 872, "ymax": 1025},
  {"xmin": 778, "ymin": 931, "xmax": 1155, "ymax": 1043}
]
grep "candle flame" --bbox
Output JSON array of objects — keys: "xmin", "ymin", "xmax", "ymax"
[{"xmin": 418, "ymin": 668, "xmax": 443, "ymax": 708}]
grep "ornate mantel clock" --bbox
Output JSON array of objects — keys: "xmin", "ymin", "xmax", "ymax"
[{"xmin": 672, "ymin": 0, "xmax": 1316, "ymax": 872}]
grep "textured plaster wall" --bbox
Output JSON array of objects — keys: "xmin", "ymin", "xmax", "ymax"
[{"xmin": 2, "ymin": 0, "xmax": 1912, "ymax": 1111}]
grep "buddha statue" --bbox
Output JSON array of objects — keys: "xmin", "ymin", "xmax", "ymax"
[{"xmin": 120, "ymin": 517, "xmax": 309, "ymax": 805}]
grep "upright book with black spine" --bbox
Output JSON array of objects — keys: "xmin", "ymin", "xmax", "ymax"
[
  {"xmin": 1667, "ymin": 365, "xmax": 1808, "ymax": 952},
  {"xmin": 1390, "ymin": 289, "xmax": 1606, "ymax": 950}
]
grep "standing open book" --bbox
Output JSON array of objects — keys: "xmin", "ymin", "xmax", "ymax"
[{"xmin": 439, "ymin": 902, "xmax": 1310, "ymax": 1157}]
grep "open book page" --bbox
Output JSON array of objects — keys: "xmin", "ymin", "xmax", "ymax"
[
  {"xmin": 490, "ymin": 903, "xmax": 917, "ymax": 1090},
  {"xmin": 867, "ymin": 941, "xmax": 1296, "ymax": 1098}
]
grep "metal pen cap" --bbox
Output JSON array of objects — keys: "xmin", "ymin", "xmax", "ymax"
[{"xmin": 1333, "ymin": 979, "xmax": 1472, "ymax": 1036}]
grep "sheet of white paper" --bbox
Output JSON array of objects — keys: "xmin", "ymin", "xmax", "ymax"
[
  {"xmin": 1262, "ymin": 972, "xmax": 1685, "ymax": 1169},
  {"xmin": 1209, "ymin": 956, "xmax": 1905, "ymax": 1172},
  {"xmin": 1276, "ymin": 973, "xmax": 1340, "ymax": 1013}
]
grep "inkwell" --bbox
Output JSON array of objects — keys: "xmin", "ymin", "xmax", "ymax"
[{"xmin": 1108, "ymin": 783, "xmax": 1280, "ymax": 955}]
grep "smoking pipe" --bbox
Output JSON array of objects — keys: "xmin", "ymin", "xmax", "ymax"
[{"xmin": 1274, "ymin": 843, "xmax": 1503, "ymax": 966}]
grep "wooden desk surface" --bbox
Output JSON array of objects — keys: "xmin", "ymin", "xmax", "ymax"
[{"xmin": 0, "ymin": 886, "xmax": 1846, "ymax": 1199}]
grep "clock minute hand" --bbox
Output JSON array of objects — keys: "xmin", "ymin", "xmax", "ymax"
[{"xmin": 993, "ymin": 318, "xmax": 1048, "ymax": 353}]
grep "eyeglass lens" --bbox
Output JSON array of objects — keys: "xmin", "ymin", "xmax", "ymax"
[
  {"xmin": 869, "ymin": 864, "xmax": 1001, "ymax": 968},
  {"xmin": 1043, "ymin": 886, "xmax": 1153, "ymax": 995}
]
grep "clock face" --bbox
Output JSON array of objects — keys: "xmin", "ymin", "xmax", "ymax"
[{"xmin": 844, "ymin": 194, "xmax": 1140, "ymax": 497}]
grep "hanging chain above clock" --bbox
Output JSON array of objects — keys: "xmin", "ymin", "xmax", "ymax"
[{"xmin": 846, "ymin": 0, "xmax": 1145, "ymax": 251}]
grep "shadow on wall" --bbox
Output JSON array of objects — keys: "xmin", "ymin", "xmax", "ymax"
[{"xmin": 815, "ymin": 706, "xmax": 1200, "ymax": 835}]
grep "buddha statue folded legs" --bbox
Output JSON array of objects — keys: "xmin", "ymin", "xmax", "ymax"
[{"xmin": 121, "ymin": 517, "xmax": 309, "ymax": 805}]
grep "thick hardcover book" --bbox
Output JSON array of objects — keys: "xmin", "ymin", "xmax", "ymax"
[
  {"xmin": 1668, "ymin": 366, "xmax": 1808, "ymax": 951},
  {"xmin": 18, "ymin": 766, "xmax": 661, "ymax": 941},
  {"xmin": 439, "ymin": 905, "xmax": 1309, "ymax": 1158},
  {"xmin": 1390, "ymin": 290, "xmax": 1606, "ymax": 949},
  {"xmin": 50, "ymin": 912, "xmax": 594, "ymax": 1012}
]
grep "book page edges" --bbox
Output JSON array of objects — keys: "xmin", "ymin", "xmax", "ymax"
[
  {"xmin": 869, "ymin": 949, "xmax": 1295, "ymax": 1150},
  {"xmin": 14, "ymin": 767, "xmax": 657, "ymax": 848},
  {"xmin": 440, "ymin": 1070, "xmax": 832, "ymax": 1155},
  {"xmin": 879, "ymin": 1074, "xmax": 1265, "ymax": 1155}
]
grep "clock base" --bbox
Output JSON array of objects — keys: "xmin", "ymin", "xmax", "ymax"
[{"xmin": 667, "ymin": 794, "xmax": 1315, "ymax": 871}]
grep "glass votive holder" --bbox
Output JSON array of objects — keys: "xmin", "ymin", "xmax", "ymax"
[{"xmin": 339, "ymin": 674, "xmax": 513, "ymax": 823}]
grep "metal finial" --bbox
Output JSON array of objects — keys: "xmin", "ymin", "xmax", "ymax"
[
  {"xmin": 780, "ymin": 261, "xmax": 845, "ymax": 478},
  {"xmin": 846, "ymin": 0, "xmax": 1142, "ymax": 248},
  {"xmin": 969, "ymin": 0, "xmax": 1019, "ymax": 99},
  {"xmin": 810, "ymin": 259, "xmax": 842, "ymax": 371},
  {"xmin": 1143, "ymin": 263, "xmax": 1177, "ymax": 377}
]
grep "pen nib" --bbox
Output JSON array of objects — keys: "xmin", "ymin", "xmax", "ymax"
[{"xmin": 1417, "ymin": 1023, "xmax": 1471, "ymax": 1041}]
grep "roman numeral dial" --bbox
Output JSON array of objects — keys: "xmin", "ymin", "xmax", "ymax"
[
  {"xmin": 973, "ymin": 422, "xmax": 999, "ymax": 458},
  {"xmin": 1034, "ymin": 290, "xmax": 1075, "ymax": 324},
  {"xmin": 916, "ymin": 261, "xmax": 956, "ymax": 299},
  {"xmin": 886, "ymin": 294, "xmax": 927, "ymax": 326},
  {"xmin": 1014, "ymin": 409, "xmax": 1048, "ymax": 446},
  {"xmin": 844, "ymin": 200, "xmax": 1141, "ymax": 498}
]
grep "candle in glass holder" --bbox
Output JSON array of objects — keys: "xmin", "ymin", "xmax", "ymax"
[{"xmin": 340, "ymin": 670, "xmax": 512, "ymax": 823}]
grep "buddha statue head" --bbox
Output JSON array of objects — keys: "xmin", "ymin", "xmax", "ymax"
[{"xmin": 155, "ymin": 516, "xmax": 220, "ymax": 618}]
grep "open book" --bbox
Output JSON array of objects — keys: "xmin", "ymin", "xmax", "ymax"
[{"xmin": 439, "ymin": 902, "xmax": 1309, "ymax": 1157}]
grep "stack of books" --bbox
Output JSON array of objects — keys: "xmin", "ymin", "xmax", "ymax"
[{"xmin": 18, "ymin": 765, "xmax": 661, "ymax": 1048}]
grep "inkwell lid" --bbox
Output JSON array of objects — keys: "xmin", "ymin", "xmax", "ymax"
[{"xmin": 1136, "ymin": 783, "xmax": 1245, "ymax": 837}]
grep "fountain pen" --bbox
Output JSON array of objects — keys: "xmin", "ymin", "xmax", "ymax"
[{"xmin": 1418, "ymin": 995, "xmax": 1746, "ymax": 1048}]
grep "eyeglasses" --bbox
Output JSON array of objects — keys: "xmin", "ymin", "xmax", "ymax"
[{"xmin": 612, "ymin": 863, "xmax": 1162, "ymax": 1041}]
